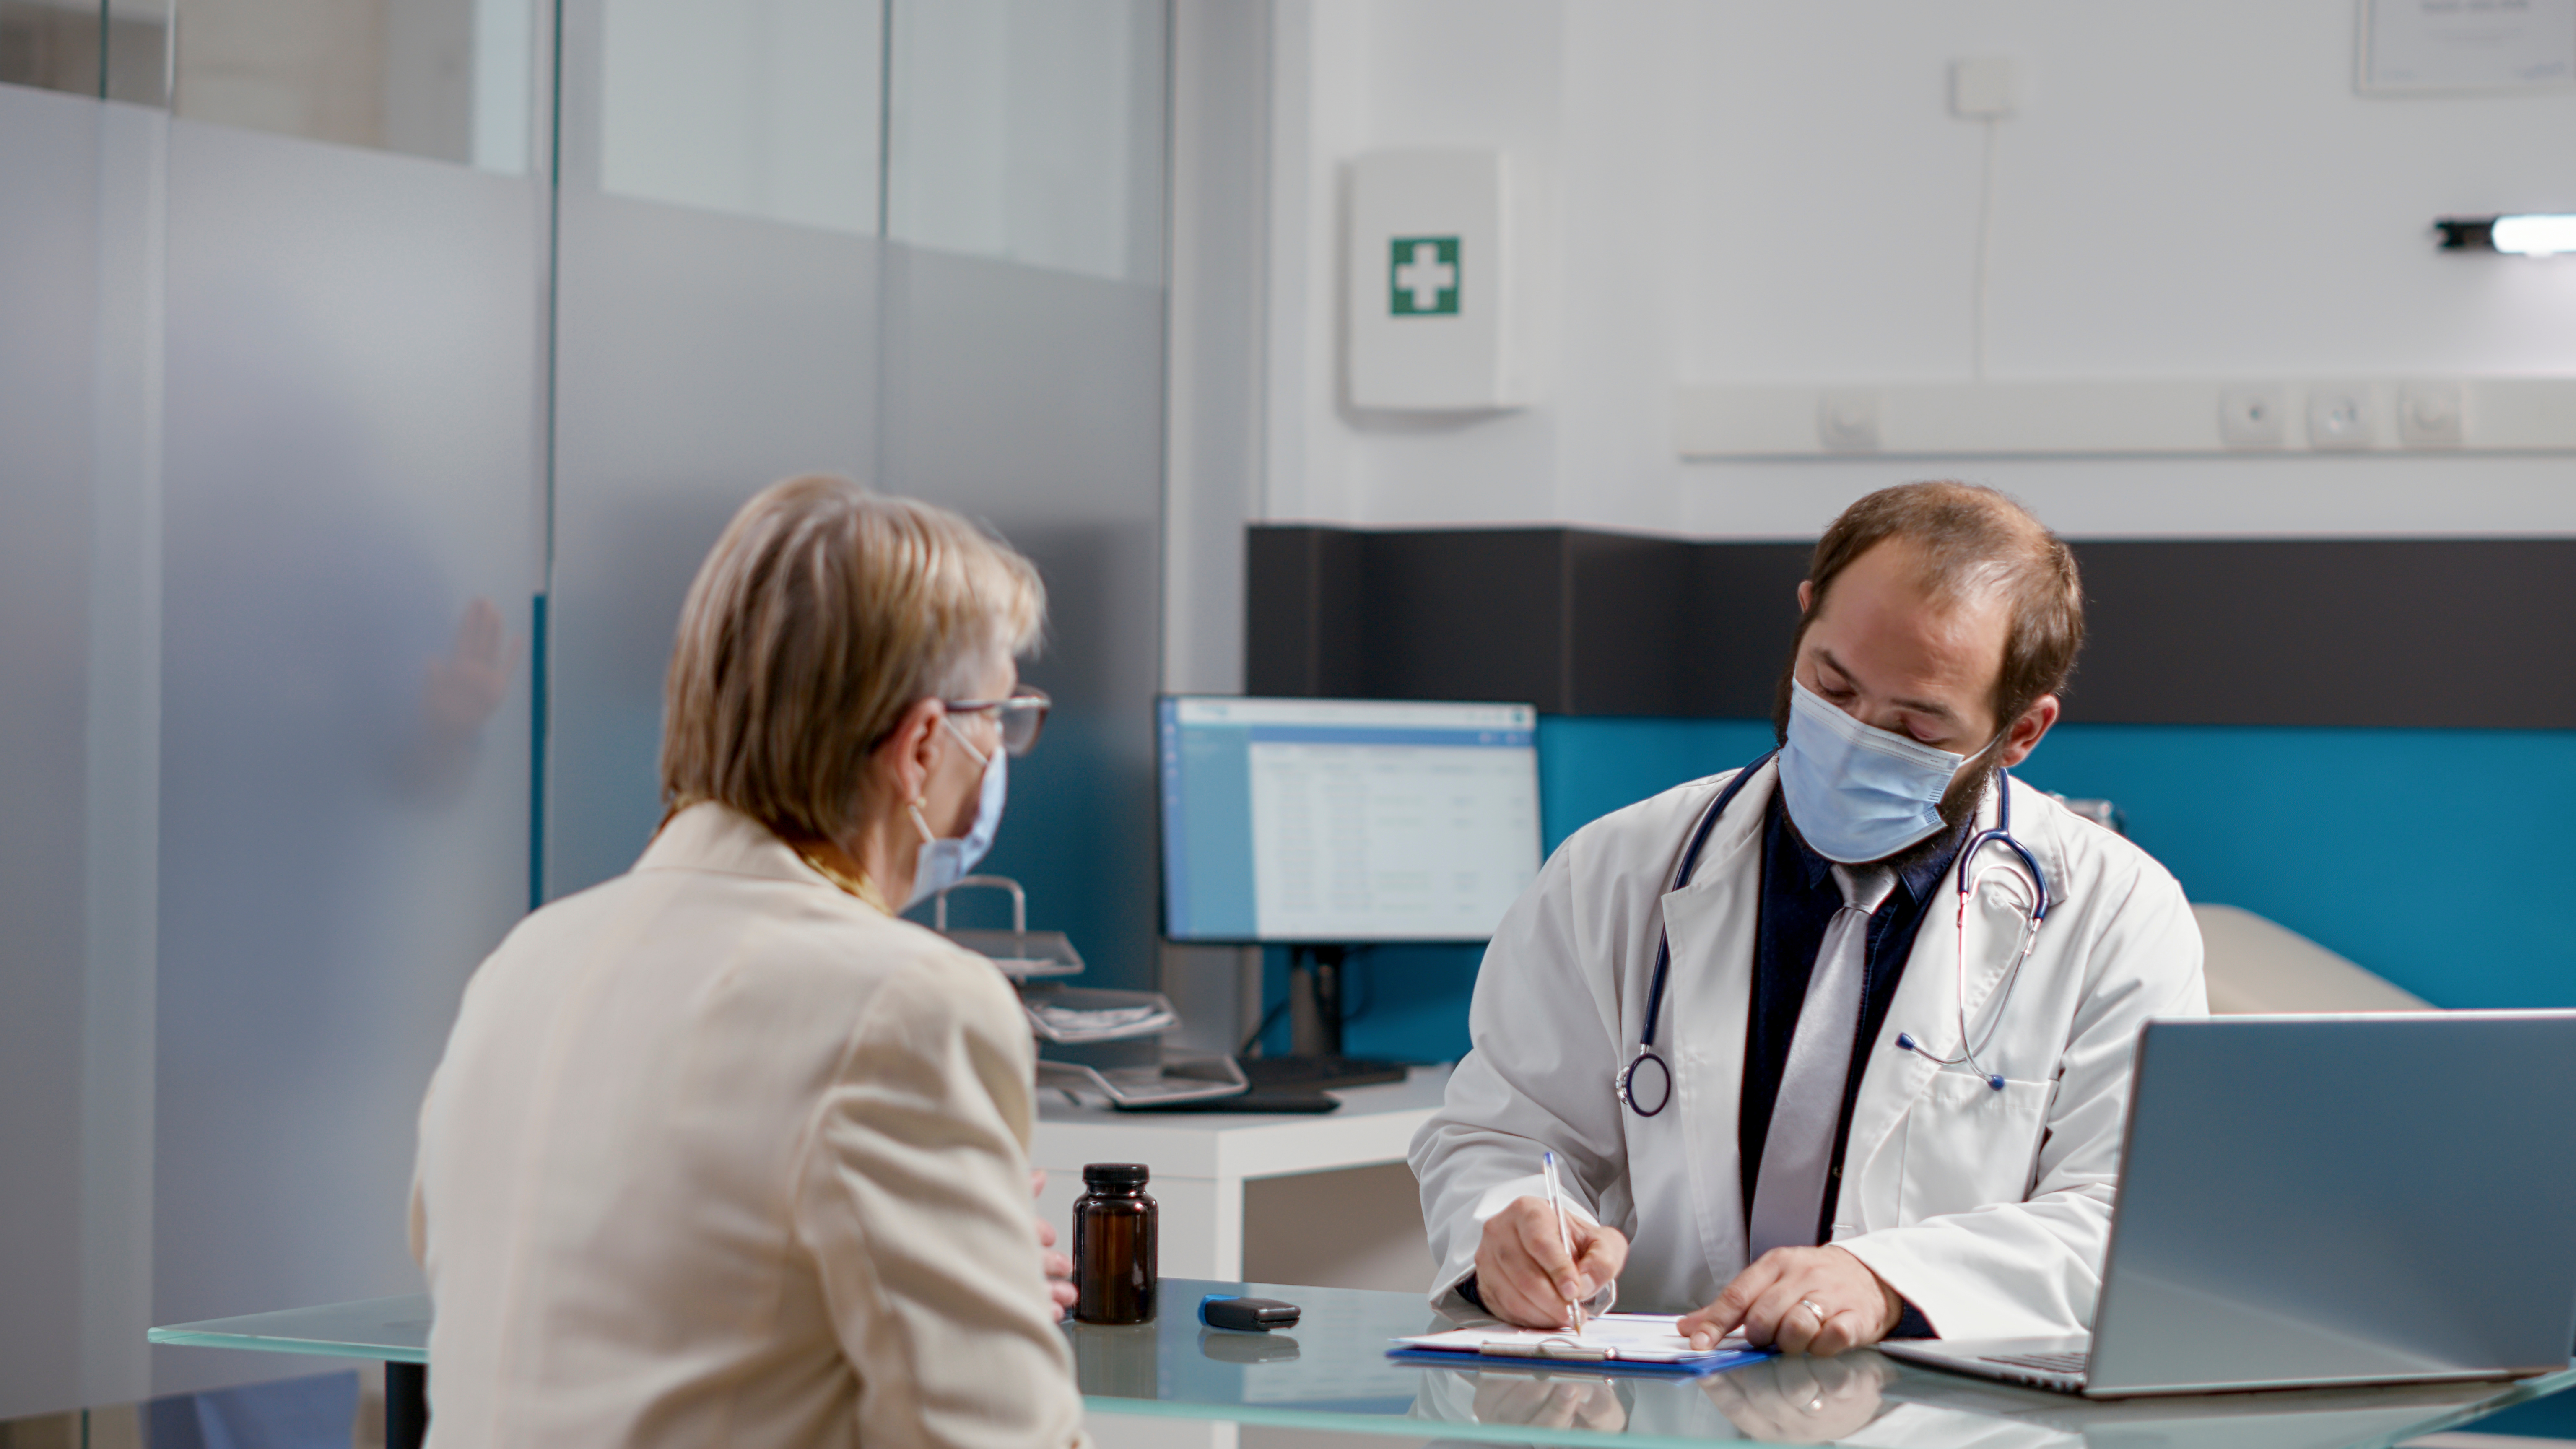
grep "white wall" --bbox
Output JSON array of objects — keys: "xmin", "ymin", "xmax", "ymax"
[{"xmin": 1247, "ymin": 0, "xmax": 2576, "ymax": 542}]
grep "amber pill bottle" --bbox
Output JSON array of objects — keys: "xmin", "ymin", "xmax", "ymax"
[{"xmin": 1072, "ymin": 1162, "xmax": 1158, "ymax": 1324}]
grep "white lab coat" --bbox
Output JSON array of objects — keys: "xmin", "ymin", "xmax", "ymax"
[{"xmin": 1411, "ymin": 760, "xmax": 2205, "ymax": 1340}]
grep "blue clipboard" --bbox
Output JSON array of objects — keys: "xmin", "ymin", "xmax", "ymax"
[{"xmin": 1385, "ymin": 1344, "xmax": 1774, "ymax": 1379}]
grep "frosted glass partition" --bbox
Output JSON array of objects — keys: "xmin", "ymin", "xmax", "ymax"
[
  {"xmin": 876, "ymin": 244, "xmax": 1166, "ymax": 987},
  {"xmin": 596, "ymin": 0, "xmax": 883, "ymax": 232},
  {"xmin": 548, "ymin": 234, "xmax": 1169, "ymax": 988},
  {"xmin": 549, "ymin": 0, "xmax": 1170, "ymax": 991},
  {"xmin": 544, "ymin": 190, "xmax": 882, "ymax": 896},
  {"xmin": 171, "ymin": 0, "xmax": 537, "ymax": 170},
  {"xmin": 153, "ymin": 119, "xmax": 543, "ymax": 1394},
  {"xmin": 0, "ymin": 0, "xmax": 1169, "ymax": 1419},
  {"xmin": 0, "ymin": 82, "xmax": 105, "ymax": 1424},
  {"xmin": 887, "ymin": 0, "xmax": 1166, "ymax": 283}
]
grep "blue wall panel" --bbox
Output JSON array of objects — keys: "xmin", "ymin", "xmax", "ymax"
[
  {"xmin": 1536, "ymin": 716, "xmax": 1779, "ymax": 854},
  {"xmin": 2011, "ymin": 722, "xmax": 2576, "ymax": 1009},
  {"xmin": 1320, "ymin": 716, "xmax": 2576, "ymax": 1063}
]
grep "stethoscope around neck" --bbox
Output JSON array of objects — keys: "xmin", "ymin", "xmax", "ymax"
[{"xmin": 1614, "ymin": 750, "xmax": 2051, "ymax": 1118}]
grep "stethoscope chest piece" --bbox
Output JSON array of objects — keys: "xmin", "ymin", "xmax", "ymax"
[{"xmin": 1616, "ymin": 1046, "xmax": 1672, "ymax": 1117}]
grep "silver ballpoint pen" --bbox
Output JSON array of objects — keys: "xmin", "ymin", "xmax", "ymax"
[{"xmin": 1540, "ymin": 1150, "xmax": 1588, "ymax": 1337}]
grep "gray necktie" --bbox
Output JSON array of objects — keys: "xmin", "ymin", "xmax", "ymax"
[{"xmin": 1747, "ymin": 863, "xmax": 1896, "ymax": 1260}]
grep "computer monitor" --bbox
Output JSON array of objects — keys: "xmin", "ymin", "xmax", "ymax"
[{"xmin": 1157, "ymin": 696, "xmax": 1542, "ymax": 944}]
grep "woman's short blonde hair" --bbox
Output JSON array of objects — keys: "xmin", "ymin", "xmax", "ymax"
[{"xmin": 660, "ymin": 475, "xmax": 1045, "ymax": 843}]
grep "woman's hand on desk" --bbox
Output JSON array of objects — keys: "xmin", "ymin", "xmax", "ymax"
[
  {"xmin": 1033, "ymin": 1171, "xmax": 1077, "ymax": 1321},
  {"xmin": 1472, "ymin": 1197, "xmax": 1629, "ymax": 1329}
]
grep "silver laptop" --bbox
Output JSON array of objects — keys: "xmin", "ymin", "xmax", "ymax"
[{"xmin": 1878, "ymin": 1012, "xmax": 2576, "ymax": 1397}]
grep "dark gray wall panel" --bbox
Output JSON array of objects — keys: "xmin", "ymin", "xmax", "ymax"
[
  {"xmin": 1249, "ymin": 527, "xmax": 1814, "ymax": 717},
  {"xmin": 1673, "ymin": 540, "xmax": 1809, "ymax": 717},
  {"xmin": 1245, "ymin": 526, "xmax": 1364, "ymax": 698},
  {"xmin": 1248, "ymin": 525, "xmax": 2576, "ymax": 730},
  {"xmin": 1563, "ymin": 531, "xmax": 1691, "ymax": 715},
  {"xmin": 1361, "ymin": 531, "xmax": 1571, "ymax": 705},
  {"xmin": 2070, "ymin": 540, "xmax": 2576, "ymax": 728}
]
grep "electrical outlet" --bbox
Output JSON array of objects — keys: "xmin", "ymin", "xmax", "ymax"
[
  {"xmin": 2399, "ymin": 382, "xmax": 2464, "ymax": 448},
  {"xmin": 2218, "ymin": 385, "xmax": 2287, "ymax": 448},
  {"xmin": 2305, "ymin": 387, "xmax": 2376, "ymax": 451},
  {"xmin": 1817, "ymin": 390, "xmax": 1881, "ymax": 452}
]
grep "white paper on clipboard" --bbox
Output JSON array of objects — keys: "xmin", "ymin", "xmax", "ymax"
[{"xmin": 1394, "ymin": 1313, "xmax": 1750, "ymax": 1364}]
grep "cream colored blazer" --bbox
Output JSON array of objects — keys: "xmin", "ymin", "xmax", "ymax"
[{"xmin": 410, "ymin": 802, "xmax": 1086, "ymax": 1449}]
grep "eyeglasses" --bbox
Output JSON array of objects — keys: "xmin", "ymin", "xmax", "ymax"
[{"xmin": 943, "ymin": 686, "xmax": 1051, "ymax": 757}]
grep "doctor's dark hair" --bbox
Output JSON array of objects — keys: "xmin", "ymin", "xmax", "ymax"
[
  {"xmin": 660, "ymin": 475, "xmax": 1044, "ymax": 845},
  {"xmin": 1774, "ymin": 481, "xmax": 2084, "ymax": 738}
]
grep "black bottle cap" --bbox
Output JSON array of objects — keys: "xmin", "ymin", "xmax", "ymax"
[{"xmin": 1083, "ymin": 1162, "xmax": 1150, "ymax": 1188}]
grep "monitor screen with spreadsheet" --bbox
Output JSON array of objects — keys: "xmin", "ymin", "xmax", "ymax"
[{"xmin": 1157, "ymin": 696, "xmax": 1543, "ymax": 943}]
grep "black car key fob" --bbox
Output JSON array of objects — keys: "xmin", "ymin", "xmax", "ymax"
[{"xmin": 1199, "ymin": 1295, "xmax": 1301, "ymax": 1332}]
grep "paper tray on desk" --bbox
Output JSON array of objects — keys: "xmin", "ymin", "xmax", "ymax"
[
  {"xmin": 1021, "ymin": 986, "xmax": 1180, "ymax": 1045},
  {"xmin": 947, "ymin": 927, "xmax": 1084, "ymax": 981},
  {"xmin": 1036, "ymin": 1050, "xmax": 1246, "ymax": 1107},
  {"xmin": 932, "ymin": 875, "xmax": 1083, "ymax": 981}
]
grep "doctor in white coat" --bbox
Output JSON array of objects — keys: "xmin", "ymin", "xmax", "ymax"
[{"xmin": 1412, "ymin": 482, "xmax": 2205, "ymax": 1357}]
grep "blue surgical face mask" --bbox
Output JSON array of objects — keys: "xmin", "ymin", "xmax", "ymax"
[
  {"xmin": 904, "ymin": 715, "xmax": 1007, "ymax": 910},
  {"xmin": 1778, "ymin": 677, "xmax": 1996, "ymax": 865}
]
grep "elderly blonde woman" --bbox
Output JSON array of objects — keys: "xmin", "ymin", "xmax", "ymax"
[{"xmin": 410, "ymin": 477, "xmax": 1085, "ymax": 1449}]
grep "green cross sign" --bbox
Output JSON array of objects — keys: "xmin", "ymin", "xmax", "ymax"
[{"xmin": 1389, "ymin": 236, "xmax": 1460, "ymax": 316}]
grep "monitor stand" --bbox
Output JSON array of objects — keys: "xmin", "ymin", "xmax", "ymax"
[{"xmin": 1238, "ymin": 945, "xmax": 1410, "ymax": 1092}]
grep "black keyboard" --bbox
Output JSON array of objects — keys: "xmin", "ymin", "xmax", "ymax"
[
  {"xmin": 1980, "ymin": 1350, "xmax": 2090, "ymax": 1376},
  {"xmin": 1237, "ymin": 1055, "xmax": 1410, "ymax": 1092}
]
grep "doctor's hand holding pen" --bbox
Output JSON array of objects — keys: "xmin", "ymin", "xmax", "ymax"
[{"xmin": 1472, "ymin": 1197, "xmax": 1629, "ymax": 1330}]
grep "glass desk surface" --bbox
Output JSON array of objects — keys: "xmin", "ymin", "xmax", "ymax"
[
  {"xmin": 1087, "ymin": 1280, "xmax": 2576, "ymax": 1449},
  {"xmin": 151, "ymin": 1279, "xmax": 2573, "ymax": 1449},
  {"xmin": 149, "ymin": 1293, "xmax": 430, "ymax": 1364}
]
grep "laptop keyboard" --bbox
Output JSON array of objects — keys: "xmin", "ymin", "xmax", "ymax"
[{"xmin": 1980, "ymin": 1350, "xmax": 2090, "ymax": 1375}]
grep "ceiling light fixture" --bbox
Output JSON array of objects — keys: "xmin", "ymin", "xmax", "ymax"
[{"xmin": 2437, "ymin": 214, "xmax": 2576, "ymax": 256}]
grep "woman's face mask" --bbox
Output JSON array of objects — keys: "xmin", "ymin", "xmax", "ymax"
[
  {"xmin": 904, "ymin": 714, "xmax": 1007, "ymax": 909},
  {"xmin": 1776, "ymin": 677, "xmax": 1999, "ymax": 865}
]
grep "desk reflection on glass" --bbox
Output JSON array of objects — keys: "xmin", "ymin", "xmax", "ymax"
[
  {"xmin": 1699, "ymin": 1354, "xmax": 1896, "ymax": 1443},
  {"xmin": 1408, "ymin": 1352, "xmax": 1987, "ymax": 1445},
  {"xmin": 1070, "ymin": 1320, "xmax": 1162, "ymax": 1400},
  {"xmin": 150, "ymin": 1280, "xmax": 2573, "ymax": 1449},
  {"xmin": 1054, "ymin": 1279, "xmax": 2576, "ymax": 1449}
]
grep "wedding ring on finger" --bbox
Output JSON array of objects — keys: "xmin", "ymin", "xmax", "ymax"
[{"xmin": 1800, "ymin": 1298, "xmax": 1828, "ymax": 1325}]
